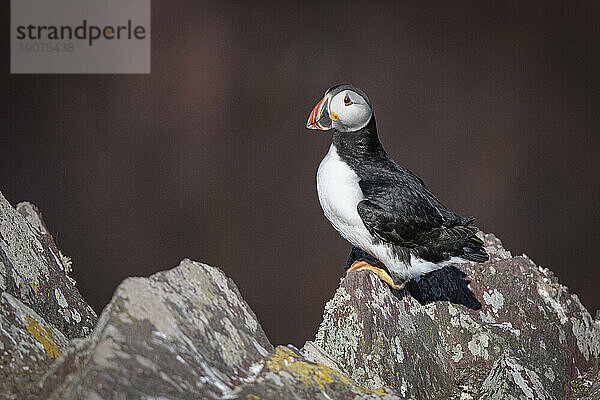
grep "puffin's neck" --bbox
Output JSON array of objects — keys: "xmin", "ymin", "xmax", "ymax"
[{"xmin": 332, "ymin": 116, "xmax": 388, "ymax": 165}]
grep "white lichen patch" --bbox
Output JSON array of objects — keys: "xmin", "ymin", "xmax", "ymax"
[
  {"xmin": 451, "ymin": 343, "xmax": 463, "ymax": 363},
  {"xmin": 354, "ymin": 287, "xmax": 363, "ymax": 299},
  {"xmin": 538, "ymin": 266, "xmax": 550, "ymax": 277},
  {"xmin": 467, "ymin": 333, "xmax": 489, "ymax": 360},
  {"xmin": 448, "ymin": 304, "xmax": 458, "ymax": 317},
  {"xmin": 71, "ymin": 309, "xmax": 81, "ymax": 324},
  {"xmin": 545, "ymin": 367, "xmax": 555, "ymax": 383},
  {"xmin": 536, "ymin": 283, "xmax": 567, "ymax": 324},
  {"xmin": 489, "ymin": 322, "xmax": 521, "ymax": 337},
  {"xmin": 315, "ymin": 277, "xmax": 418, "ymax": 391},
  {"xmin": 399, "ymin": 377, "xmax": 407, "ymax": 397},
  {"xmin": 539, "ymin": 340, "xmax": 546, "ymax": 350},
  {"xmin": 240, "ymin": 360, "xmax": 265, "ymax": 384},
  {"xmin": 506, "ymin": 358, "xmax": 548, "ymax": 400},
  {"xmin": 58, "ymin": 307, "xmax": 70, "ymax": 323},
  {"xmin": 423, "ymin": 303, "xmax": 437, "ymax": 320},
  {"xmin": 450, "ymin": 309, "xmax": 482, "ymax": 334},
  {"xmin": 397, "ymin": 300, "xmax": 418, "ymax": 335},
  {"xmin": 483, "ymin": 289, "xmax": 504, "ymax": 314},
  {"xmin": 571, "ymin": 316, "xmax": 600, "ymax": 361},
  {"xmin": 316, "ymin": 284, "xmax": 351, "ymax": 346},
  {"xmin": 394, "ymin": 336, "xmax": 404, "ymax": 363},
  {"xmin": 479, "ymin": 310, "xmax": 496, "ymax": 324},
  {"xmin": 55, "ymin": 288, "xmax": 68, "ymax": 308}
]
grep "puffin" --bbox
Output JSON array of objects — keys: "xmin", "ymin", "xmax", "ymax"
[{"xmin": 307, "ymin": 84, "xmax": 489, "ymax": 290}]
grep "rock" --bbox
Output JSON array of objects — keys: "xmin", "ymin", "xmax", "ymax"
[
  {"xmin": 315, "ymin": 270, "xmax": 452, "ymax": 399},
  {"xmin": 233, "ymin": 343, "xmax": 402, "ymax": 399},
  {"xmin": 42, "ymin": 259, "xmax": 274, "ymax": 399},
  {"xmin": 316, "ymin": 233, "xmax": 600, "ymax": 399},
  {"xmin": 479, "ymin": 354, "xmax": 551, "ymax": 400},
  {"xmin": 42, "ymin": 259, "xmax": 401, "ymax": 399},
  {"xmin": 2, "ymin": 192, "xmax": 599, "ymax": 399},
  {"xmin": 573, "ymin": 368, "xmax": 600, "ymax": 400},
  {"xmin": 17, "ymin": 202, "xmax": 76, "ymax": 284},
  {"xmin": 0, "ymin": 291, "xmax": 69, "ymax": 399},
  {"xmin": 16, "ymin": 202, "xmax": 51, "ymax": 237},
  {"xmin": 0, "ymin": 192, "xmax": 96, "ymax": 338}
]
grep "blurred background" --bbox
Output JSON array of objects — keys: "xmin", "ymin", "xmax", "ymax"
[{"xmin": 1, "ymin": 1, "xmax": 599, "ymax": 346}]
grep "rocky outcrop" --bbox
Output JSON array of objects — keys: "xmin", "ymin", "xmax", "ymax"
[
  {"xmin": 1, "ymin": 192, "xmax": 599, "ymax": 399},
  {"xmin": 0, "ymin": 193, "xmax": 96, "ymax": 339},
  {"xmin": 0, "ymin": 193, "xmax": 97, "ymax": 399},
  {"xmin": 40, "ymin": 258, "xmax": 404, "ymax": 399},
  {"xmin": 41, "ymin": 259, "xmax": 275, "ymax": 399},
  {"xmin": 0, "ymin": 292, "xmax": 69, "ymax": 399},
  {"xmin": 315, "ymin": 234, "xmax": 600, "ymax": 399}
]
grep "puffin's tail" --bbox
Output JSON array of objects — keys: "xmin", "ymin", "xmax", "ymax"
[{"xmin": 460, "ymin": 234, "xmax": 489, "ymax": 263}]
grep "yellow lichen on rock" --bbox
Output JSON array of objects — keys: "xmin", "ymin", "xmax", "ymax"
[
  {"xmin": 25, "ymin": 315, "xmax": 62, "ymax": 358},
  {"xmin": 266, "ymin": 346, "xmax": 388, "ymax": 396}
]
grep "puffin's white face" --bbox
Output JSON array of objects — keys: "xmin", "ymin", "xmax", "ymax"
[
  {"xmin": 328, "ymin": 90, "xmax": 372, "ymax": 132},
  {"xmin": 307, "ymin": 86, "xmax": 373, "ymax": 132}
]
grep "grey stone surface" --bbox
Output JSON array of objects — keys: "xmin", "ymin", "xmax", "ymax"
[
  {"xmin": 42, "ymin": 259, "xmax": 405, "ymax": 400},
  {"xmin": 42, "ymin": 259, "xmax": 275, "ymax": 399},
  {"xmin": 232, "ymin": 343, "xmax": 403, "ymax": 399},
  {"xmin": 2, "ymin": 192, "xmax": 599, "ymax": 399},
  {"xmin": 574, "ymin": 368, "xmax": 600, "ymax": 400},
  {"xmin": 315, "ymin": 233, "xmax": 600, "ymax": 399},
  {"xmin": 0, "ymin": 192, "xmax": 96, "ymax": 339},
  {"xmin": 0, "ymin": 291, "xmax": 69, "ymax": 400}
]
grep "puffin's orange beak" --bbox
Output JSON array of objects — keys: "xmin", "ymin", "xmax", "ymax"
[{"xmin": 306, "ymin": 94, "xmax": 332, "ymax": 130}]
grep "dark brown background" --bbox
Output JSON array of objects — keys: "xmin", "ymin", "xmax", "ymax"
[{"xmin": 1, "ymin": 1, "xmax": 599, "ymax": 346}]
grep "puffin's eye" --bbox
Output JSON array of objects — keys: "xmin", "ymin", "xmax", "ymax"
[{"xmin": 344, "ymin": 94, "xmax": 353, "ymax": 106}]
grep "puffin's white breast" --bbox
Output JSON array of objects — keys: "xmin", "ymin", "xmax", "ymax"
[
  {"xmin": 316, "ymin": 144, "xmax": 445, "ymax": 282},
  {"xmin": 316, "ymin": 144, "xmax": 370, "ymax": 248}
]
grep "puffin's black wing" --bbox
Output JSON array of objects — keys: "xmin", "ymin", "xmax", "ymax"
[{"xmin": 356, "ymin": 165, "xmax": 479, "ymax": 249}]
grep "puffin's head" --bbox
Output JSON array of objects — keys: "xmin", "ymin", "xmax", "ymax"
[{"xmin": 306, "ymin": 84, "xmax": 373, "ymax": 132}]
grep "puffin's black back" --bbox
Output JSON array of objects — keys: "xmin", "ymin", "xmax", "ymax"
[{"xmin": 333, "ymin": 114, "xmax": 489, "ymax": 264}]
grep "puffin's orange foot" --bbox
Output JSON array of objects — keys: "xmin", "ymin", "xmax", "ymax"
[{"xmin": 346, "ymin": 260, "xmax": 404, "ymax": 290}]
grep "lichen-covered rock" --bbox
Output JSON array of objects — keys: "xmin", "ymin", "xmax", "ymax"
[
  {"xmin": 316, "ymin": 234, "xmax": 600, "ymax": 399},
  {"xmin": 41, "ymin": 259, "xmax": 407, "ymax": 400},
  {"xmin": 17, "ymin": 202, "xmax": 76, "ymax": 284},
  {"xmin": 232, "ymin": 344, "xmax": 403, "ymax": 399},
  {"xmin": 315, "ymin": 271, "xmax": 452, "ymax": 399},
  {"xmin": 480, "ymin": 354, "xmax": 551, "ymax": 400},
  {"xmin": 0, "ymin": 192, "xmax": 96, "ymax": 338},
  {"xmin": 581, "ymin": 371, "xmax": 600, "ymax": 400},
  {"xmin": 2, "ymin": 192, "xmax": 598, "ymax": 400},
  {"xmin": 42, "ymin": 259, "xmax": 275, "ymax": 399},
  {"xmin": 0, "ymin": 291, "xmax": 69, "ymax": 399}
]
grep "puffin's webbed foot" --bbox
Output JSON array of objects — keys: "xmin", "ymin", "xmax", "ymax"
[{"xmin": 346, "ymin": 260, "xmax": 404, "ymax": 290}]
